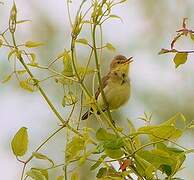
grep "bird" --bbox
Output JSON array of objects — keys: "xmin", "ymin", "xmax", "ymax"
[{"xmin": 81, "ymin": 55, "xmax": 133, "ymax": 120}]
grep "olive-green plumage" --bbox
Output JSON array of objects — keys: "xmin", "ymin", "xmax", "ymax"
[{"xmin": 82, "ymin": 55, "xmax": 133, "ymax": 120}]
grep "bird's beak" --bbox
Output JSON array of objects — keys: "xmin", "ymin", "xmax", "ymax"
[{"xmin": 124, "ymin": 57, "xmax": 133, "ymax": 64}]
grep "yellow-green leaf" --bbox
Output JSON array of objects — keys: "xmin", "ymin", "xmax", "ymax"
[
  {"xmin": 145, "ymin": 164, "xmax": 156, "ymax": 179},
  {"xmin": 19, "ymin": 81, "xmax": 34, "ymax": 92},
  {"xmin": 96, "ymin": 128, "xmax": 116, "ymax": 141},
  {"xmin": 62, "ymin": 91, "xmax": 77, "ymax": 107},
  {"xmin": 17, "ymin": 70, "xmax": 26, "ymax": 75},
  {"xmin": 71, "ymin": 171, "xmax": 79, "ymax": 180},
  {"xmin": 9, "ymin": 2, "xmax": 17, "ymax": 33},
  {"xmin": 31, "ymin": 168, "xmax": 48, "ymax": 180},
  {"xmin": 25, "ymin": 41, "xmax": 44, "ymax": 48},
  {"xmin": 0, "ymin": 38, "xmax": 3, "ymax": 47},
  {"xmin": 65, "ymin": 136, "xmax": 85, "ymax": 162},
  {"xmin": 173, "ymin": 52, "xmax": 188, "ymax": 68},
  {"xmin": 32, "ymin": 152, "xmax": 54, "ymax": 167},
  {"xmin": 90, "ymin": 155, "xmax": 107, "ymax": 171},
  {"xmin": 138, "ymin": 125, "xmax": 182, "ymax": 141},
  {"xmin": 105, "ymin": 149, "xmax": 124, "ymax": 159},
  {"xmin": 11, "ymin": 127, "xmax": 28, "ymax": 156},
  {"xmin": 10, "ymin": 2, "xmax": 17, "ymax": 19},
  {"xmin": 76, "ymin": 38, "xmax": 88, "ymax": 45},
  {"xmin": 29, "ymin": 53, "xmax": 36, "ymax": 64},
  {"xmin": 109, "ymin": 14, "xmax": 123, "ymax": 22},
  {"xmin": 96, "ymin": 167, "xmax": 107, "ymax": 178},
  {"xmin": 190, "ymin": 32, "xmax": 194, "ymax": 41},
  {"xmin": 57, "ymin": 50, "xmax": 70, "ymax": 59},
  {"xmin": 26, "ymin": 169, "xmax": 45, "ymax": 180},
  {"xmin": 27, "ymin": 53, "xmax": 38, "ymax": 66},
  {"xmin": 16, "ymin": 19, "xmax": 31, "ymax": 24},
  {"xmin": 77, "ymin": 66, "xmax": 95, "ymax": 78},
  {"xmin": 8, "ymin": 49, "xmax": 17, "ymax": 60},
  {"xmin": 63, "ymin": 50, "xmax": 73, "ymax": 77},
  {"xmin": 56, "ymin": 176, "xmax": 64, "ymax": 180},
  {"xmin": 2, "ymin": 74, "xmax": 12, "ymax": 83},
  {"xmin": 106, "ymin": 43, "xmax": 116, "ymax": 51},
  {"xmin": 187, "ymin": 120, "xmax": 194, "ymax": 128}
]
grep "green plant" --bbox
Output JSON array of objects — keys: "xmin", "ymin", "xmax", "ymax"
[{"xmin": 1, "ymin": 1, "xmax": 194, "ymax": 180}]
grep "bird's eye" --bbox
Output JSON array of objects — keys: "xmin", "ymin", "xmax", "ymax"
[{"xmin": 117, "ymin": 61, "xmax": 120, "ymax": 64}]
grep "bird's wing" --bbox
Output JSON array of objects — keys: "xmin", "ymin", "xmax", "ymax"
[{"xmin": 95, "ymin": 72, "xmax": 110, "ymax": 100}]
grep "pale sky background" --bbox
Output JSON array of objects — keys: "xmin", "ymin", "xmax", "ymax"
[{"xmin": 1, "ymin": 0, "xmax": 194, "ymax": 179}]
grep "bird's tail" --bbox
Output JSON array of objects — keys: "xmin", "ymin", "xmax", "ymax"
[
  {"xmin": 81, "ymin": 108, "xmax": 104, "ymax": 120},
  {"xmin": 81, "ymin": 110, "xmax": 92, "ymax": 120}
]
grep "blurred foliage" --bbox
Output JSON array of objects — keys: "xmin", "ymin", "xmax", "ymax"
[{"xmin": 1, "ymin": 0, "xmax": 194, "ymax": 180}]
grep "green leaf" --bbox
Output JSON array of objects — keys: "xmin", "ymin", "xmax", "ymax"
[
  {"xmin": 138, "ymin": 125, "xmax": 182, "ymax": 141},
  {"xmin": 145, "ymin": 164, "xmax": 156, "ymax": 179},
  {"xmin": 2, "ymin": 74, "xmax": 12, "ymax": 83},
  {"xmin": 65, "ymin": 136, "xmax": 85, "ymax": 162},
  {"xmin": 62, "ymin": 91, "xmax": 77, "ymax": 107},
  {"xmin": 77, "ymin": 66, "xmax": 95, "ymax": 78},
  {"xmin": 137, "ymin": 145, "xmax": 186, "ymax": 177},
  {"xmin": 161, "ymin": 164, "xmax": 172, "ymax": 176},
  {"xmin": 190, "ymin": 32, "xmax": 194, "ymax": 41},
  {"xmin": 16, "ymin": 19, "xmax": 31, "ymax": 24},
  {"xmin": 96, "ymin": 128, "xmax": 117, "ymax": 141},
  {"xmin": 159, "ymin": 113, "xmax": 186, "ymax": 132},
  {"xmin": 26, "ymin": 169, "xmax": 45, "ymax": 180},
  {"xmin": 103, "ymin": 138, "xmax": 124, "ymax": 150},
  {"xmin": 10, "ymin": 2, "xmax": 17, "ymax": 18},
  {"xmin": 39, "ymin": 169, "xmax": 48, "ymax": 180},
  {"xmin": 17, "ymin": 70, "xmax": 27, "ymax": 75},
  {"xmin": 25, "ymin": 41, "xmax": 44, "ymax": 48},
  {"xmin": 119, "ymin": 0, "xmax": 128, "ymax": 3},
  {"xmin": 106, "ymin": 43, "xmax": 116, "ymax": 51},
  {"xmin": 156, "ymin": 144, "xmax": 186, "ymax": 175},
  {"xmin": 96, "ymin": 167, "xmax": 107, "ymax": 178},
  {"xmin": 137, "ymin": 150, "xmax": 173, "ymax": 173},
  {"xmin": 32, "ymin": 152, "xmax": 54, "ymax": 167},
  {"xmin": 173, "ymin": 52, "xmax": 188, "ymax": 68},
  {"xmin": 152, "ymin": 126, "xmax": 182, "ymax": 140},
  {"xmin": 9, "ymin": 2, "xmax": 17, "ymax": 33},
  {"xmin": 76, "ymin": 38, "xmax": 88, "ymax": 45},
  {"xmin": 187, "ymin": 120, "xmax": 194, "ymax": 128},
  {"xmin": 78, "ymin": 151, "xmax": 91, "ymax": 166},
  {"xmin": 11, "ymin": 127, "xmax": 28, "ymax": 156},
  {"xmin": 8, "ymin": 49, "xmax": 17, "ymax": 60},
  {"xmin": 31, "ymin": 168, "xmax": 48, "ymax": 180},
  {"xmin": 127, "ymin": 119, "xmax": 140, "ymax": 147},
  {"xmin": 29, "ymin": 53, "xmax": 37, "ymax": 63},
  {"xmin": 134, "ymin": 154, "xmax": 151, "ymax": 177},
  {"xmin": 56, "ymin": 176, "xmax": 64, "ymax": 180},
  {"xmin": 71, "ymin": 171, "xmax": 79, "ymax": 180},
  {"xmin": 0, "ymin": 38, "xmax": 3, "ymax": 47},
  {"xmin": 19, "ymin": 81, "xmax": 34, "ymax": 92},
  {"xmin": 92, "ymin": 143, "xmax": 104, "ymax": 154},
  {"xmin": 105, "ymin": 149, "xmax": 124, "ymax": 159},
  {"xmin": 63, "ymin": 50, "xmax": 73, "ymax": 77},
  {"xmin": 109, "ymin": 14, "xmax": 123, "ymax": 22},
  {"xmin": 90, "ymin": 155, "xmax": 107, "ymax": 171}
]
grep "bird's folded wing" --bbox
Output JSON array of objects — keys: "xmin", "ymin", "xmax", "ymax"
[{"xmin": 95, "ymin": 72, "xmax": 110, "ymax": 99}]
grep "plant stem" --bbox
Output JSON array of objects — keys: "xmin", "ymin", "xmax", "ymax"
[
  {"xmin": 91, "ymin": 24, "xmax": 118, "ymax": 134},
  {"xmin": 11, "ymin": 32, "xmax": 65, "ymax": 125}
]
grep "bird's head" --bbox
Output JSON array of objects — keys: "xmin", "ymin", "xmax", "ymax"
[{"xmin": 110, "ymin": 55, "xmax": 133, "ymax": 74}]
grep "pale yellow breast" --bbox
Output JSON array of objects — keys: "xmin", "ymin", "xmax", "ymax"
[{"xmin": 97, "ymin": 80, "xmax": 131, "ymax": 110}]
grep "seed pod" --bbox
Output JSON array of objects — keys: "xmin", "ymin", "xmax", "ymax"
[{"xmin": 9, "ymin": 2, "xmax": 17, "ymax": 33}]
